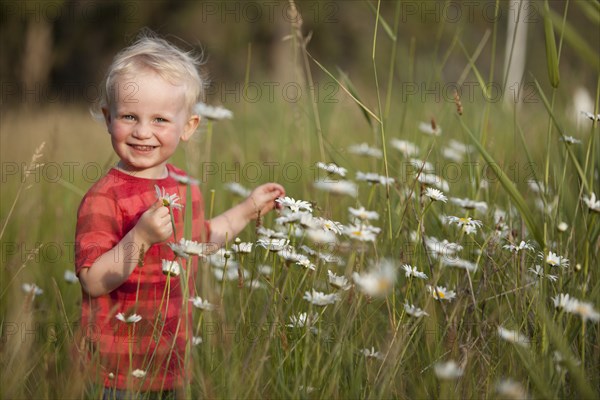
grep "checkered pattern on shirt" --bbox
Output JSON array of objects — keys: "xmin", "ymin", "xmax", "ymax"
[{"xmin": 75, "ymin": 164, "xmax": 209, "ymax": 391}]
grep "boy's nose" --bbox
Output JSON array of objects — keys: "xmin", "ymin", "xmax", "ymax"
[{"xmin": 132, "ymin": 122, "xmax": 154, "ymax": 139}]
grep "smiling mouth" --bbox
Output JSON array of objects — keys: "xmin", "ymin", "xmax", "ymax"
[{"xmin": 128, "ymin": 144, "xmax": 158, "ymax": 151}]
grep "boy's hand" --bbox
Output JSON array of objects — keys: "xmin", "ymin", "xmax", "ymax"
[
  {"xmin": 245, "ymin": 183, "xmax": 286, "ymax": 220},
  {"xmin": 133, "ymin": 201, "xmax": 173, "ymax": 246}
]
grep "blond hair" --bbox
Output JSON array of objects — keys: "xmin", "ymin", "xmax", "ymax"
[{"xmin": 95, "ymin": 31, "xmax": 206, "ymax": 116}]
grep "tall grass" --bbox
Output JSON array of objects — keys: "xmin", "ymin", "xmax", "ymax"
[{"xmin": 1, "ymin": 1, "xmax": 599, "ymax": 399}]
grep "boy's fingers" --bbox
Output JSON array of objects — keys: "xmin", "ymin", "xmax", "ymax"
[{"xmin": 150, "ymin": 200, "xmax": 164, "ymax": 210}]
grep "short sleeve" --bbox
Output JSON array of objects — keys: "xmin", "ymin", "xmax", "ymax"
[{"xmin": 75, "ymin": 190, "xmax": 123, "ymax": 275}]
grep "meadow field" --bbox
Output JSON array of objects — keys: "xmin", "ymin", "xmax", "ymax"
[{"xmin": 1, "ymin": 1, "xmax": 599, "ymax": 399}]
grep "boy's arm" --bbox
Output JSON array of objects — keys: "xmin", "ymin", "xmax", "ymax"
[
  {"xmin": 78, "ymin": 201, "xmax": 172, "ymax": 297},
  {"xmin": 209, "ymin": 183, "xmax": 284, "ymax": 247}
]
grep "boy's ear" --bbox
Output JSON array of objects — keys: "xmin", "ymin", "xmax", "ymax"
[
  {"xmin": 101, "ymin": 107, "xmax": 113, "ymax": 134},
  {"xmin": 181, "ymin": 114, "xmax": 200, "ymax": 142}
]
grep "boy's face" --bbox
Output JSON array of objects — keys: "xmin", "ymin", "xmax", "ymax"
[{"xmin": 102, "ymin": 69, "xmax": 199, "ymax": 179}]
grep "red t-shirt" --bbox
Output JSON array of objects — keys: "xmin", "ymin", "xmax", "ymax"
[{"xmin": 75, "ymin": 164, "xmax": 209, "ymax": 391}]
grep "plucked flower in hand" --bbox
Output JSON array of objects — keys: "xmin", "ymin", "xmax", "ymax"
[{"xmin": 155, "ymin": 185, "xmax": 183, "ymax": 209}]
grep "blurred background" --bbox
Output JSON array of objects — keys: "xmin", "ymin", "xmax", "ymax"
[{"xmin": 1, "ymin": 0, "xmax": 597, "ymax": 109}]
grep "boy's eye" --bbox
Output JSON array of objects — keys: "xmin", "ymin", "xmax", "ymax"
[
  {"xmin": 122, "ymin": 115, "xmax": 135, "ymax": 120},
  {"xmin": 154, "ymin": 117, "xmax": 168, "ymax": 123}
]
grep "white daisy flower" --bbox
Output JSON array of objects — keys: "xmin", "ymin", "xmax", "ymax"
[
  {"xmin": 423, "ymin": 236, "xmax": 463, "ymax": 259},
  {"xmin": 390, "ymin": 139, "xmax": 419, "ymax": 157},
  {"xmin": 223, "ymin": 182, "xmax": 251, "ymax": 197},
  {"xmin": 298, "ymin": 385, "xmax": 316, "ymax": 394},
  {"xmin": 192, "ymin": 336, "xmax": 203, "ymax": 346},
  {"xmin": 116, "ymin": 312, "xmax": 142, "ymax": 324},
  {"xmin": 257, "ymin": 238, "xmax": 290, "ymax": 253},
  {"xmin": 313, "ymin": 180, "xmax": 358, "ymax": 198},
  {"xmin": 360, "ymin": 347, "xmax": 384, "ymax": 360},
  {"xmin": 213, "ymin": 264, "xmax": 248, "ymax": 282},
  {"xmin": 303, "ymin": 289, "xmax": 340, "ymax": 306},
  {"xmin": 161, "ymin": 259, "xmax": 181, "ymax": 277},
  {"xmin": 327, "ymin": 270, "xmax": 352, "ymax": 290},
  {"xmin": 434, "ymin": 360, "xmax": 463, "ymax": 379},
  {"xmin": 557, "ymin": 222, "xmax": 568, "ymax": 232},
  {"xmin": 503, "ymin": 241, "xmax": 534, "ymax": 253},
  {"xmin": 169, "ymin": 171, "xmax": 199, "ymax": 185},
  {"xmin": 497, "ymin": 326, "xmax": 530, "ymax": 347},
  {"xmin": 154, "ymin": 185, "xmax": 183, "ymax": 210},
  {"xmin": 582, "ymin": 193, "xmax": 600, "ymax": 213},
  {"xmin": 207, "ymin": 248, "xmax": 234, "ymax": 268},
  {"xmin": 448, "ymin": 139, "xmax": 472, "ymax": 153},
  {"xmin": 349, "ymin": 206, "xmax": 379, "ymax": 221},
  {"xmin": 245, "ymin": 279, "xmax": 266, "ymax": 290},
  {"xmin": 449, "ymin": 197, "xmax": 488, "ymax": 213},
  {"xmin": 63, "ymin": 270, "xmax": 78, "ymax": 283},
  {"xmin": 316, "ymin": 162, "xmax": 347, "ymax": 177},
  {"xmin": 189, "ymin": 296, "xmax": 215, "ymax": 311},
  {"xmin": 528, "ymin": 265, "xmax": 558, "ymax": 282},
  {"xmin": 542, "ymin": 251, "xmax": 569, "ymax": 268},
  {"xmin": 552, "ymin": 293, "xmax": 572, "ymax": 309},
  {"xmin": 552, "ymin": 293, "xmax": 599, "ymax": 322},
  {"xmin": 404, "ymin": 303, "xmax": 429, "ymax": 318},
  {"xmin": 171, "ymin": 238, "xmax": 207, "ymax": 257},
  {"xmin": 276, "ymin": 211, "xmax": 309, "ymax": 226},
  {"xmin": 428, "ymin": 285, "xmax": 456, "ymax": 301},
  {"xmin": 352, "ymin": 260, "xmax": 397, "ymax": 297},
  {"xmin": 22, "ymin": 283, "xmax": 43, "ymax": 296},
  {"xmin": 232, "ymin": 242, "xmax": 253, "ymax": 253},
  {"xmin": 442, "ymin": 147, "xmax": 465, "ymax": 163},
  {"xmin": 256, "ymin": 226, "xmax": 287, "ymax": 239},
  {"xmin": 287, "ymin": 312, "xmax": 319, "ymax": 328},
  {"xmin": 424, "ymin": 187, "xmax": 448, "ymax": 202},
  {"xmin": 402, "ymin": 264, "xmax": 428, "ymax": 279},
  {"xmin": 527, "ymin": 180, "xmax": 545, "ymax": 194},
  {"xmin": 418, "ymin": 120, "xmax": 442, "ymax": 136},
  {"xmin": 343, "ymin": 224, "xmax": 379, "ymax": 242},
  {"xmin": 347, "ymin": 143, "xmax": 382, "ymax": 158},
  {"xmin": 356, "ymin": 171, "xmax": 394, "ymax": 185},
  {"xmin": 560, "ymin": 136, "xmax": 581, "ymax": 145},
  {"xmin": 278, "ymin": 249, "xmax": 307, "ymax": 264},
  {"xmin": 257, "ymin": 265, "xmax": 272, "ymax": 275},
  {"xmin": 442, "ymin": 140, "xmax": 472, "ymax": 162},
  {"xmin": 131, "ymin": 369, "xmax": 146, "ymax": 378},
  {"xmin": 313, "ymin": 217, "xmax": 344, "ymax": 235},
  {"xmin": 441, "ymin": 257, "xmax": 478, "ymax": 272},
  {"xmin": 495, "ymin": 379, "xmax": 528, "ymax": 399},
  {"xmin": 408, "ymin": 158, "xmax": 435, "ymax": 173},
  {"xmin": 444, "ymin": 216, "xmax": 483, "ymax": 235},
  {"xmin": 416, "ymin": 172, "xmax": 450, "ymax": 192},
  {"xmin": 194, "ymin": 102, "xmax": 233, "ymax": 120},
  {"xmin": 306, "ymin": 228, "xmax": 338, "ymax": 244},
  {"xmin": 553, "ymin": 351, "xmax": 581, "ymax": 374},
  {"xmin": 276, "ymin": 196, "xmax": 313, "ymax": 213},
  {"xmin": 580, "ymin": 110, "xmax": 600, "ymax": 121},
  {"xmin": 317, "ymin": 252, "xmax": 344, "ymax": 265}
]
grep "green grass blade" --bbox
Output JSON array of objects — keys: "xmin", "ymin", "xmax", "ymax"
[
  {"xmin": 336, "ymin": 67, "xmax": 373, "ymax": 128},
  {"xmin": 458, "ymin": 40, "xmax": 490, "ymax": 100},
  {"xmin": 549, "ymin": 7, "xmax": 600, "ymax": 71},
  {"xmin": 532, "ymin": 77, "xmax": 590, "ymax": 193},
  {"xmin": 535, "ymin": 301, "xmax": 597, "ymax": 400},
  {"xmin": 543, "ymin": 0, "xmax": 560, "ymax": 88},
  {"xmin": 459, "ymin": 118, "xmax": 545, "ymax": 248},
  {"xmin": 574, "ymin": 0, "xmax": 600, "ymax": 25},
  {"xmin": 307, "ymin": 51, "xmax": 381, "ymax": 124},
  {"xmin": 366, "ymin": 0, "xmax": 396, "ymax": 41}
]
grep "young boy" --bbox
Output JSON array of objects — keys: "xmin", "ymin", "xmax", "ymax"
[{"xmin": 75, "ymin": 33, "xmax": 285, "ymax": 398}]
